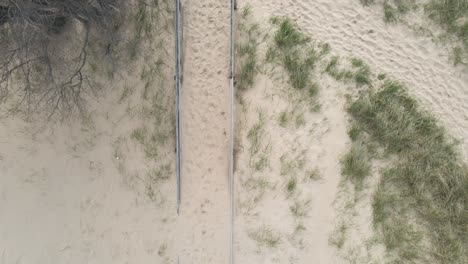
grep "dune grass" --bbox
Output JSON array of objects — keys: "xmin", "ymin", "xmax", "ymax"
[
  {"xmin": 275, "ymin": 19, "xmax": 317, "ymax": 90},
  {"xmin": 270, "ymin": 18, "xmax": 326, "ymax": 95},
  {"xmin": 383, "ymin": 1, "xmax": 398, "ymax": 23},
  {"xmin": 237, "ymin": 6, "xmax": 260, "ymax": 92},
  {"xmin": 128, "ymin": 0, "xmax": 172, "ymax": 58},
  {"xmin": 239, "ymin": 175, "xmax": 274, "ymax": 213},
  {"xmin": 247, "ymin": 111, "xmax": 271, "ymax": 171},
  {"xmin": 307, "ymin": 168, "xmax": 322, "ymax": 181},
  {"xmin": 351, "ymin": 58, "xmax": 372, "ymax": 86},
  {"xmin": 273, "ymin": 18, "xmax": 310, "ymax": 49},
  {"xmin": 278, "ymin": 111, "xmax": 289, "ymax": 127},
  {"xmin": 426, "ymin": 0, "xmax": 468, "ymax": 64},
  {"xmin": 347, "ymin": 80, "xmax": 468, "ymax": 263},
  {"xmin": 146, "ymin": 163, "xmax": 172, "ymax": 202},
  {"xmin": 341, "ymin": 141, "xmax": 371, "ymax": 187},
  {"xmin": 359, "ymin": 0, "xmax": 468, "ymax": 65},
  {"xmin": 347, "ymin": 123, "xmax": 363, "ymax": 142},
  {"xmin": 286, "ymin": 177, "xmax": 297, "ymax": 194},
  {"xmin": 360, "ymin": 0, "xmax": 375, "ymax": 6},
  {"xmin": 382, "ymin": 0, "xmax": 417, "ymax": 23},
  {"xmin": 249, "ymin": 226, "xmax": 282, "ymax": 248},
  {"xmin": 290, "ymin": 199, "xmax": 311, "ymax": 218},
  {"xmin": 329, "ymin": 222, "xmax": 348, "ymax": 249},
  {"xmin": 425, "ymin": 0, "xmax": 468, "ymax": 40},
  {"xmin": 325, "ymin": 56, "xmax": 352, "ymax": 80},
  {"xmin": 325, "ymin": 56, "xmax": 372, "ymax": 86},
  {"xmin": 280, "ymin": 151, "xmax": 306, "ymax": 177}
]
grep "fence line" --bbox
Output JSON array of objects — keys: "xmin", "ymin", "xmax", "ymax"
[
  {"xmin": 175, "ymin": 0, "xmax": 182, "ymax": 215},
  {"xmin": 229, "ymin": 1, "xmax": 236, "ymax": 264}
]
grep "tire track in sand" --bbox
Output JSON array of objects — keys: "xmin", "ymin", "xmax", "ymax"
[{"xmin": 176, "ymin": 0, "xmax": 231, "ymax": 263}]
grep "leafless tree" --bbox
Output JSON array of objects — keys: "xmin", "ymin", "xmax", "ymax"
[{"xmin": 0, "ymin": 0, "xmax": 122, "ymax": 117}]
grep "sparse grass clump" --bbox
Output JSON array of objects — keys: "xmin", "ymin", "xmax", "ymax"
[
  {"xmin": 270, "ymin": 18, "xmax": 325, "ymax": 94},
  {"xmin": 280, "ymin": 152, "xmax": 306, "ymax": 176},
  {"xmin": 278, "ymin": 111, "xmax": 289, "ymax": 127},
  {"xmin": 286, "ymin": 177, "xmax": 297, "ymax": 194},
  {"xmin": 347, "ymin": 80, "xmax": 468, "ymax": 263},
  {"xmin": 247, "ymin": 111, "xmax": 266, "ymax": 156},
  {"xmin": 329, "ymin": 222, "xmax": 348, "ymax": 249},
  {"xmin": 158, "ymin": 242, "xmax": 167, "ymax": 257},
  {"xmin": 325, "ymin": 56, "xmax": 353, "ymax": 81},
  {"xmin": 341, "ymin": 141, "xmax": 371, "ymax": 186},
  {"xmin": 131, "ymin": 127, "xmax": 147, "ymax": 145},
  {"xmin": 129, "ymin": 0, "xmax": 171, "ymax": 59},
  {"xmin": 383, "ymin": 1, "xmax": 398, "ymax": 23},
  {"xmin": 290, "ymin": 199, "xmax": 310, "ymax": 218},
  {"xmin": 425, "ymin": 0, "xmax": 468, "ymax": 64},
  {"xmin": 247, "ymin": 111, "xmax": 270, "ymax": 171},
  {"xmin": 277, "ymin": 109, "xmax": 310, "ymax": 128},
  {"xmin": 274, "ymin": 18, "xmax": 310, "ymax": 48},
  {"xmin": 360, "ymin": 0, "xmax": 468, "ymax": 65},
  {"xmin": 243, "ymin": 177, "xmax": 271, "ymax": 192},
  {"xmin": 386, "ymin": 0, "xmax": 417, "ymax": 19},
  {"xmin": 240, "ymin": 176, "xmax": 272, "ymax": 210},
  {"xmin": 237, "ymin": 6, "xmax": 260, "ymax": 91},
  {"xmin": 425, "ymin": 0, "xmax": 468, "ymax": 38},
  {"xmin": 377, "ymin": 73, "xmax": 386, "ymax": 80},
  {"xmin": 307, "ymin": 168, "xmax": 322, "ymax": 181},
  {"xmin": 119, "ymin": 85, "xmax": 133, "ymax": 103},
  {"xmin": 249, "ymin": 226, "xmax": 281, "ymax": 248},
  {"xmin": 351, "ymin": 58, "xmax": 372, "ymax": 86},
  {"xmin": 132, "ymin": 88, "xmax": 173, "ymax": 160},
  {"xmin": 295, "ymin": 113, "xmax": 306, "ymax": 128},
  {"xmin": 147, "ymin": 163, "xmax": 171, "ymax": 182},
  {"xmin": 360, "ymin": 0, "xmax": 375, "ymax": 6},
  {"xmin": 283, "ymin": 49, "xmax": 317, "ymax": 90},
  {"xmin": 350, "ymin": 58, "xmax": 365, "ymax": 68},
  {"xmin": 348, "ymin": 124, "xmax": 363, "ymax": 141},
  {"xmin": 364, "ymin": 0, "xmax": 417, "ymax": 23},
  {"xmin": 325, "ymin": 56, "xmax": 372, "ymax": 86}
]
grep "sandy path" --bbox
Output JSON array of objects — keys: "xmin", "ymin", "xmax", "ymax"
[{"xmin": 176, "ymin": 0, "xmax": 231, "ymax": 263}]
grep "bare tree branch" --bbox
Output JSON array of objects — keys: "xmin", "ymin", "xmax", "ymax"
[{"xmin": 0, "ymin": 0, "xmax": 122, "ymax": 117}]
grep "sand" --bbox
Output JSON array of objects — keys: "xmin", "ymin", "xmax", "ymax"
[
  {"xmin": 0, "ymin": 0, "xmax": 467, "ymax": 263},
  {"xmin": 176, "ymin": 0, "xmax": 231, "ymax": 263},
  {"xmin": 0, "ymin": 93, "xmax": 178, "ymax": 263}
]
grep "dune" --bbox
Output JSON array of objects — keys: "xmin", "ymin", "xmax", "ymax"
[{"xmin": 0, "ymin": 0, "xmax": 466, "ymax": 263}]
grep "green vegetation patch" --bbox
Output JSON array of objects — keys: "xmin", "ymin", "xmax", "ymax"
[
  {"xmin": 359, "ymin": 0, "xmax": 468, "ymax": 65},
  {"xmin": 341, "ymin": 141, "xmax": 371, "ymax": 187},
  {"xmin": 426, "ymin": 0, "xmax": 468, "ymax": 64},
  {"xmin": 382, "ymin": 0, "xmax": 416, "ymax": 23},
  {"xmin": 247, "ymin": 111, "xmax": 271, "ymax": 171},
  {"xmin": 270, "ymin": 18, "xmax": 328, "ymax": 94},
  {"xmin": 249, "ymin": 226, "xmax": 282, "ymax": 248},
  {"xmin": 347, "ymin": 80, "xmax": 468, "ymax": 263},
  {"xmin": 237, "ymin": 6, "xmax": 260, "ymax": 91},
  {"xmin": 325, "ymin": 56, "xmax": 372, "ymax": 86}
]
